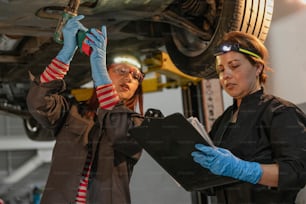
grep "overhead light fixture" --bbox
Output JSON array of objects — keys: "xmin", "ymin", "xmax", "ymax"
[{"xmin": 298, "ymin": 0, "xmax": 306, "ymax": 5}]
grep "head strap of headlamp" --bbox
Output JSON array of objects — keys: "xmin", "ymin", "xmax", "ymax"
[{"xmin": 214, "ymin": 43, "xmax": 261, "ymax": 59}]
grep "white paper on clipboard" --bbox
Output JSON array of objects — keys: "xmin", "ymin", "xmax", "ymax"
[{"xmin": 187, "ymin": 116, "xmax": 216, "ymax": 148}]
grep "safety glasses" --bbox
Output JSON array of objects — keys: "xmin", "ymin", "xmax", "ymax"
[
  {"xmin": 110, "ymin": 65, "xmax": 145, "ymax": 82},
  {"xmin": 214, "ymin": 43, "xmax": 261, "ymax": 59}
]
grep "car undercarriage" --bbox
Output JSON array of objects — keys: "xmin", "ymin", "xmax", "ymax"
[{"xmin": 0, "ymin": 0, "xmax": 274, "ymax": 138}]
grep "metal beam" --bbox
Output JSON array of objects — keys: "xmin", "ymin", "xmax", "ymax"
[
  {"xmin": 0, "ymin": 136, "xmax": 54, "ymax": 151},
  {"xmin": 2, "ymin": 149, "xmax": 52, "ymax": 184}
]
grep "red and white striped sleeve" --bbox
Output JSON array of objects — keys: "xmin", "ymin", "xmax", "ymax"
[
  {"xmin": 96, "ymin": 84, "xmax": 120, "ymax": 110},
  {"xmin": 40, "ymin": 58, "xmax": 69, "ymax": 83},
  {"xmin": 75, "ymin": 148, "xmax": 92, "ymax": 204}
]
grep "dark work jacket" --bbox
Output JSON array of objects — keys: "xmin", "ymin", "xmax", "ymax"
[
  {"xmin": 209, "ymin": 89, "xmax": 306, "ymax": 204},
  {"xmin": 26, "ymin": 76, "xmax": 143, "ymax": 204}
]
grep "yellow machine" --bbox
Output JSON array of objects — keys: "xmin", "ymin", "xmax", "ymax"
[{"xmin": 141, "ymin": 51, "xmax": 201, "ymax": 93}]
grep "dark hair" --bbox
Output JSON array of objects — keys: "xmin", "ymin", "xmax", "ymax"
[
  {"xmin": 124, "ymin": 84, "xmax": 144, "ymax": 115},
  {"xmin": 216, "ymin": 31, "xmax": 272, "ymax": 84},
  {"xmin": 84, "ymin": 89, "xmax": 99, "ymax": 119}
]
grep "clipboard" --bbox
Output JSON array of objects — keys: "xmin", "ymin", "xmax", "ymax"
[{"xmin": 128, "ymin": 112, "xmax": 237, "ymax": 192}]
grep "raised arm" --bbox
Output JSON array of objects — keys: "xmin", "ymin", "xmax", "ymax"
[
  {"xmin": 27, "ymin": 15, "xmax": 87, "ymax": 129},
  {"xmin": 86, "ymin": 26, "xmax": 120, "ymax": 110},
  {"xmin": 40, "ymin": 15, "xmax": 87, "ymax": 83}
]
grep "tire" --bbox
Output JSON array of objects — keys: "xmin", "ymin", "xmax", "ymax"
[
  {"xmin": 165, "ymin": 0, "xmax": 274, "ymax": 79},
  {"xmin": 23, "ymin": 117, "xmax": 54, "ymax": 141}
]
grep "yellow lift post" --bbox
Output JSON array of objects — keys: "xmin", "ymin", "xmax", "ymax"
[{"xmin": 142, "ymin": 51, "xmax": 201, "ymax": 93}]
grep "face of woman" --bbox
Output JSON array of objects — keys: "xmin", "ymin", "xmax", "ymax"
[
  {"xmin": 108, "ymin": 63, "xmax": 141, "ymax": 101},
  {"xmin": 216, "ymin": 51, "xmax": 262, "ymax": 101}
]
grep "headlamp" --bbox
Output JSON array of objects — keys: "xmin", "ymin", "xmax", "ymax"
[
  {"xmin": 214, "ymin": 43, "xmax": 261, "ymax": 59},
  {"xmin": 107, "ymin": 52, "xmax": 142, "ymax": 69},
  {"xmin": 112, "ymin": 56, "xmax": 142, "ymax": 69}
]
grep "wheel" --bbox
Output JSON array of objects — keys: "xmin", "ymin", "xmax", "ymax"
[
  {"xmin": 23, "ymin": 117, "xmax": 54, "ymax": 141},
  {"xmin": 165, "ymin": 0, "xmax": 274, "ymax": 79}
]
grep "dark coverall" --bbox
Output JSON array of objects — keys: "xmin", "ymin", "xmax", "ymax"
[
  {"xmin": 209, "ymin": 89, "xmax": 306, "ymax": 203},
  {"xmin": 26, "ymin": 76, "xmax": 143, "ymax": 204}
]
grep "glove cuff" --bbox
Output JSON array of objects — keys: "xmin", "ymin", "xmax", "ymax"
[
  {"xmin": 240, "ymin": 161, "xmax": 263, "ymax": 184},
  {"xmin": 93, "ymin": 76, "xmax": 112, "ymax": 87},
  {"xmin": 56, "ymin": 47, "xmax": 77, "ymax": 64}
]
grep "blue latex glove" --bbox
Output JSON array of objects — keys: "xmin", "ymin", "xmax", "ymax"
[
  {"xmin": 56, "ymin": 15, "xmax": 88, "ymax": 64},
  {"xmin": 86, "ymin": 26, "xmax": 111, "ymax": 86},
  {"xmin": 191, "ymin": 144, "xmax": 263, "ymax": 184}
]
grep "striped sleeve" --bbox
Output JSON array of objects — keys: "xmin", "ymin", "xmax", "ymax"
[
  {"xmin": 96, "ymin": 84, "xmax": 120, "ymax": 110},
  {"xmin": 40, "ymin": 58, "xmax": 69, "ymax": 83},
  {"xmin": 75, "ymin": 148, "xmax": 93, "ymax": 204}
]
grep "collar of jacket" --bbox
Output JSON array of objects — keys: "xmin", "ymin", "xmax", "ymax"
[{"xmin": 232, "ymin": 87, "xmax": 264, "ymax": 110}]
